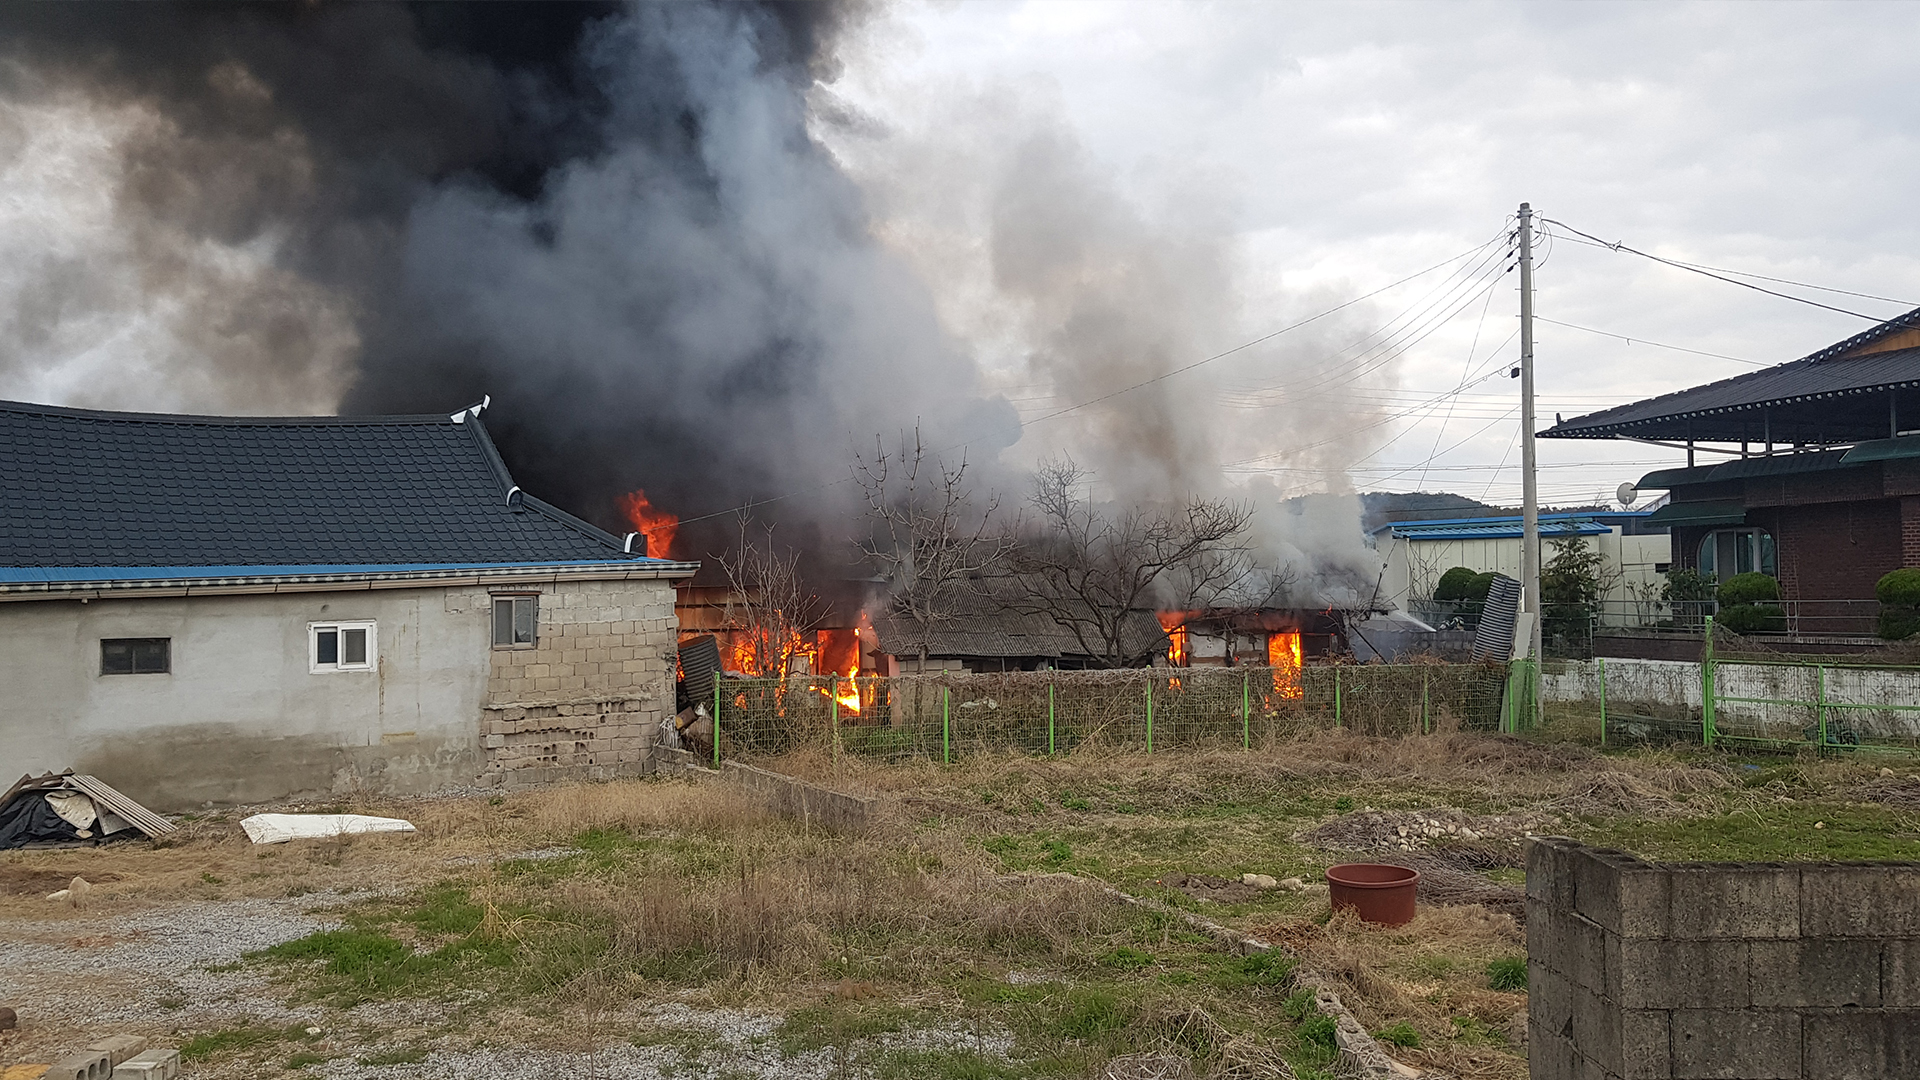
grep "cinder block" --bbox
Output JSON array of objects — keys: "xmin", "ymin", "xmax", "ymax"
[
  {"xmin": 1619, "ymin": 938, "xmax": 1748, "ymax": 1010},
  {"xmin": 111, "ymin": 1049, "xmax": 179, "ymax": 1080},
  {"xmin": 1620, "ymin": 1010, "xmax": 1672, "ymax": 1080},
  {"xmin": 1571, "ymin": 981, "xmax": 1623, "ymax": 1072},
  {"xmin": 1800, "ymin": 863, "xmax": 1920, "ymax": 937},
  {"xmin": 1802, "ymin": 1010, "xmax": 1920, "ymax": 1079},
  {"xmin": 1574, "ymin": 847, "xmax": 1626, "ymax": 933},
  {"xmin": 1884, "ymin": 938, "xmax": 1920, "ymax": 1007},
  {"xmin": 84, "ymin": 1038, "xmax": 146, "ymax": 1067},
  {"xmin": 1567, "ymin": 912, "xmax": 1611, "ymax": 993},
  {"xmin": 1528, "ymin": 1025, "xmax": 1581, "ymax": 1080},
  {"xmin": 44, "ymin": 1052, "xmax": 111, "ymax": 1080},
  {"xmin": 1749, "ymin": 938, "xmax": 1881, "ymax": 1008},
  {"xmin": 1669, "ymin": 1009, "xmax": 1800, "ymax": 1079},
  {"xmin": 1667, "ymin": 864, "xmax": 1800, "ymax": 940},
  {"xmin": 1529, "ymin": 837, "xmax": 1581, "ymax": 908}
]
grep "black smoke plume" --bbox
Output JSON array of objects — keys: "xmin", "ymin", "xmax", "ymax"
[{"xmin": 0, "ymin": 1, "xmax": 1011, "ymax": 565}]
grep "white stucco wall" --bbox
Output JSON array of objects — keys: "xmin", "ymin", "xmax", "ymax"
[
  {"xmin": 1379, "ymin": 528, "xmax": 1671, "ymax": 624},
  {"xmin": 0, "ymin": 576, "xmax": 679, "ymax": 810}
]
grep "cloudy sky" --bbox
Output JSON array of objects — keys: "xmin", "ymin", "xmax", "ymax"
[
  {"xmin": 3, "ymin": 1, "xmax": 1918, "ymax": 522},
  {"xmin": 823, "ymin": 0, "xmax": 1920, "ymax": 508}
]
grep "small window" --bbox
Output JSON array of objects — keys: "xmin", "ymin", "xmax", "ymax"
[
  {"xmin": 310, "ymin": 621, "xmax": 376, "ymax": 673},
  {"xmin": 1698, "ymin": 528, "xmax": 1776, "ymax": 580},
  {"xmin": 492, "ymin": 595, "xmax": 538, "ymax": 648},
  {"xmin": 101, "ymin": 638, "xmax": 170, "ymax": 675}
]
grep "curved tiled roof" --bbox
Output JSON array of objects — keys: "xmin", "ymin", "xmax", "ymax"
[
  {"xmin": 0, "ymin": 399, "xmax": 649, "ymax": 568},
  {"xmin": 1540, "ymin": 306, "xmax": 1920, "ymax": 445}
]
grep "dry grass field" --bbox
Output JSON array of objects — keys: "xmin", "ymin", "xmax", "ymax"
[{"xmin": 4, "ymin": 728, "xmax": 1919, "ymax": 1080}]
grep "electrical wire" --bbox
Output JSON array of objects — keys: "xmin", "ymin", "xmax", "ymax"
[
  {"xmin": 1532, "ymin": 317, "xmax": 1769, "ymax": 367},
  {"xmin": 1543, "ymin": 217, "xmax": 1891, "ymax": 321}
]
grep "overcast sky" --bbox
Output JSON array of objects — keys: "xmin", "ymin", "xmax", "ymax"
[
  {"xmin": 4, "ymin": 2, "xmax": 1919, "ymax": 518},
  {"xmin": 825, "ymin": 0, "xmax": 1920, "ymax": 508}
]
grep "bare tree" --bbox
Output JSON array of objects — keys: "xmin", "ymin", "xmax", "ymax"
[
  {"xmin": 1007, "ymin": 456, "xmax": 1280, "ymax": 668},
  {"xmin": 854, "ymin": 426, "xmax": 1013, "ymax": 672},
  {"xmin": 717, "ymin": 515, "xmax": 824, "ymax": 679}
]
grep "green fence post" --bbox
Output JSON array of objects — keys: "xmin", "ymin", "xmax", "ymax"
[
  {"xmin": 942, "ymin": 686, "xmax": 951, "ymax": 765},
  {"xmin": 712, "ymin": 681, "xmax": 722, "ymax": 768},
  {"xmin": 1598, "ymin": 657, "xmax": 1607, "ymax": 747},
  {"xmin": 1334, "ymin": 667, "xmax": 1343, "ymax": 728},
  {"xmin": 1816, "ymin": 663, "xmax": 1827, "ymax": 751},
  {"xmin": 1701, "ymin": 615, "xmax": 1718, "ymax": 749},
  {"xmin": 1421, "ymin": 669, "xmax": 1430, "ymax": 735},
  {"xmin": 1048, "ymin": 680, "xmax": 1056, "ymax": 756},
  {"xmin": 831, "ymin": 688, "xmax": 840, "ymax": 768},
  {"xmin": 1242, "ymin": 673, "xmax": 1251, "ymax": 750},
  {"xmin": 1145, "ymin": 679, "xmax": 1155, "ymax": 753}
]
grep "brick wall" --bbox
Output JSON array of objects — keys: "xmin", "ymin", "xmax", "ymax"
[
  {"xmin": 472, "ymin": 578, "xmax": 679, "ymax": 788},
  {"xmin": 1527, "ymin": 838, "xmax": 1920, "ymax": 1079}
]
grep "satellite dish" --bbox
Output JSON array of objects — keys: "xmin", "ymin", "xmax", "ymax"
[{"xmin": 1616, "ymin": 482, "xmax": 1639, "ymax": 508}]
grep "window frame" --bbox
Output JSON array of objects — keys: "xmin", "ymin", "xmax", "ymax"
[
  {"xmin": 309, "ymin": 620, "xmax": 377, "ymax": 674},
  {"xmin": 100, "ymin": 637, "xmax": 171, "ymax": 676},
  {"xmin": 1697, "ymin": 527, "xmax": 1776, "ymax": 580},
  {"xmin": 491, "ymin": 593, "xmax": 540, "ymax": 650}
]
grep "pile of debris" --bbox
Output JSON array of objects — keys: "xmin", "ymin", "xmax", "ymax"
[
  {"xmin": 4, "ymin": 1033, "xmax": 179, "ymax": 1079},
  {"xmin": 1298, "ymin": 805, "xmax": 1556, "ymax": 855},
  {"xmin": 0, "ymin": 772, "xmax": 175, "ymax": 850}
]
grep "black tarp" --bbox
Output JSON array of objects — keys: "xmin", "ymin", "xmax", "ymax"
[{"xmin": 0, "ymin": 791, "xmax": 83, "ymax": 848}]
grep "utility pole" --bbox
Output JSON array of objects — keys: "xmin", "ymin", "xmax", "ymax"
[{"xmin": 1518, "ymin": 202, "xmax": 1542, "ymax": 716}]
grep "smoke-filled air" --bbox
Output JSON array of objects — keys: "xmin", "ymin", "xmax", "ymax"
[{"xmin": 0, "ymin": 1, "xmax": 1393, "ymax": 594}]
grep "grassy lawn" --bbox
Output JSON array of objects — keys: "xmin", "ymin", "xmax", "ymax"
[{"xmin": 82, "ymin": 725, "xmax": 1920, "ymax": 1080}]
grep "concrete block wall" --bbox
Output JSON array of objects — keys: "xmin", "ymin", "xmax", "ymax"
[
  {"xmin": 476, "ymin": 579, "xmax": 678, "ymax": 788},
  {"xmin": 1527, "ymin": 837, "xmax": 1920, "ymax": 1079},
  {"xmin": 482, "ymin": 579, "xmax": 677, "ymax": 702}
]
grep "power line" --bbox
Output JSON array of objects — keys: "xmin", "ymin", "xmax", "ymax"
[
  {"xmin": 1543, "ymin": 217, "xmax": 1889, "ymax": 321},
  {"xmin": 1532, "ymin": 317, "xmax": 1769, "ymax": 368},
  {"xmin": 1546, "ymin": 228, "xmax": 1917, "ymax": 307}
]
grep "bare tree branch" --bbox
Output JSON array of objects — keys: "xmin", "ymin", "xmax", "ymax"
[
  {"xmin": 717, "ymin": 515, "xmax": 824, "ymax": 679},
  {"xmin": 854, "ymin": 425, "xmax": 1013, "ymax": 671}
]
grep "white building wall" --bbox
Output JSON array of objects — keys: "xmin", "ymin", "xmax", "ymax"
[
  {"xmin": 0, "ymin": 577, "xmax": 678, "ymax": 810},
  {"xmin": 1379, "ymin": 527, "xmax": 1671, "ymax": 624}
]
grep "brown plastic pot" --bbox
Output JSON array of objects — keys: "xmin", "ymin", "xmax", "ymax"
[{"xmin": 1326, "ymin": 863, "xmax": 1420, "ymax": 927}]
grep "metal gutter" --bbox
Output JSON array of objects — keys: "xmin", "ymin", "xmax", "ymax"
[{"xmin": 0, "ymin": 559, "xmax": 699, "ymax": 602}]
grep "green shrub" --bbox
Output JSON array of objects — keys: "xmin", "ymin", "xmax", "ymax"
[
  {"xmin": 1465, "ymin": 572, "xmax": 1496, "ymax": 602},
  {"xmin": 1716, "ymin": 603, "xmax": 1785, "ymax": 634},
  {"xmin": 1433, "ymin": 567, "xmax": 1480, "ymax": 603},
  {"xmin": 1662, "ymin": 567, "xmax": 1717, "ymax": 603},
  {"xmin": 1717, "ymin": 572, "xmax": 1781, "ymax": 606},
  {"xmin": 1486, "ymin": 955, "xmax": 1528, "ymax": 991},
  {"xmin": 1372, "ymin": 1022, "xmax": 1422, "ymax": 1048},
  {"xmin": 1877, "ymin": 568, "xmax": 1920, "ymax": 639}
]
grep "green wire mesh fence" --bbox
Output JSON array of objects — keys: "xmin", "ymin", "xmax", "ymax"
[{"xmin": 710, "ymin": 662, "xmax": 1514, "ymax": 763}]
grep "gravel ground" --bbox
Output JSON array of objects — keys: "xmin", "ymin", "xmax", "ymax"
[
  {"xmin": 0, "ymin": 892, "xmax": 351, "ymax": 1065},
  {"xmin": 0, "ymin": 891, "xmax": 1020, "ymax": 1080}
]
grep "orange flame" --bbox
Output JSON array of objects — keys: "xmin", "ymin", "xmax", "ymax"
[
  {"xmin": 1268, "ymin": 631, "xmax": 1303, "ymax": 699},
  {"xmin": 619, "ymin": 489, "xmax": 678, "ymax": 559},
  {"xmin": 1158, "ymin": 613, "xmax": 1189, "ymax": 667}
]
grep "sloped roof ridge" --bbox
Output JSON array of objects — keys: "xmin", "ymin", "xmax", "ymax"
[
  {"xmin": 1805, "ymin": 303, "xmax": 1920, "ymax": 365},
  {"xmin": 0, "ymin": 397, "xmax": 454, "ymax": 427}
]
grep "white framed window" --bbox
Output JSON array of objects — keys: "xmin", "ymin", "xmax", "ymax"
[
  {"xmin": 492, "ymin": 594, "xmax": 538, "ymax": 649},
  {"xmin": 310, "ymin": 621, "xmax": 377, "ymax": 673}
]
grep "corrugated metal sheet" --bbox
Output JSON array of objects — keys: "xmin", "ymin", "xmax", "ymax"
[
  {"xmin": 1840, "ymin": 434, "xmax": 1920, "ymax": 464},
  {"xmin": 1388, "ymin": 521, "xmax": 1609, "ymax": 540}
]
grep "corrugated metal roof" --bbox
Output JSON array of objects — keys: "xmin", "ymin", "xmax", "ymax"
[
  {"xmin": 1642, "ymin": 500, "xmax": 1746, "ymax": 527},
  {"xmin": 1637, "ymin": 448, "xmax": 1870, "ymax": 489},
  {"xmin": 1372, "ymin": 511, "xmax": 1649, "ymax": 541}
]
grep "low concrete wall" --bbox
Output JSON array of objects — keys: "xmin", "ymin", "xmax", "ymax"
[
  {"xmin": 658, "ymin": 749, "xmax": 873, "ymax": 834},
  {"xmin": 1543, "ymin": 657, "xmax": 1920, "ymax": 742},
  {"xmin": 1527, "ymin": 837, "xmax": 1920, "ymax": 1079}
]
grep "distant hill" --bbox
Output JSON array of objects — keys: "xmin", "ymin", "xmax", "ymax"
[{"xmin": 1358, "ymin": 491, "xmax": 1509, "ymax": 532}]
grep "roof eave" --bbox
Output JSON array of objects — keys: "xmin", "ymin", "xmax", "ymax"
[{"xmin": 0, "ymin": 559, "xmax": 699, "ymax": 601}]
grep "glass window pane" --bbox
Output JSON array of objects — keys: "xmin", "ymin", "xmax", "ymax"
[
  {"xmin": 344, "ymin": 628, "xmax": 367, "ymax": 666},
  {"xmin": 132, "ymin": 639, "xmax": 169, "ymax": 673},
  {"xmin": 317, "ymin": 629, "xmax": 339, "ymax": 666},
  {"xmin": 493, "ymin": 599, "xmax": 513, "ymax": 646},
  {"xmin": 101, "ymin": 641, "xmax": 133, "ymax": 675},
  {"xmin": 513, "ymin": 598, "xmax": 537, "ymax": 644},
  {"xmin": 1698, "ymin": 534, "xmax": 1717, "ymax": 579},
  {"xmin": 1760, "ymin": 533, "xmax": 1777, "ymax": 578}
]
